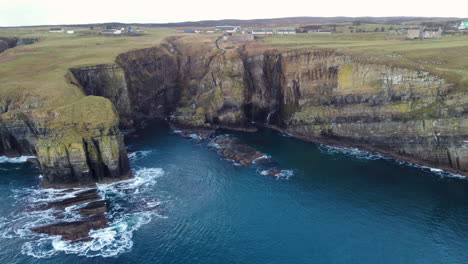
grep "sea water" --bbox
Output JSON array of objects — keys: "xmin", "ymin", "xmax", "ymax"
[{"xmin": 1, "ymin": 121, "xmax": 468, "ymax": 263}]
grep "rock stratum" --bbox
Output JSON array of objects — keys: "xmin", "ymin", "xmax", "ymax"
[{"xmin": 1, "ymin": 35, "xmax": 467, "ymax": 187}]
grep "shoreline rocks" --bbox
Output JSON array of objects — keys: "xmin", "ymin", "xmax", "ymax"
[{"xmin": 29, "ymin": 188, "xmax": 109, "ymax": 241}]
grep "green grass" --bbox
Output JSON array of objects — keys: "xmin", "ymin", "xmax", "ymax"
[
  {"xmin": 261, "ymin": 33, "xmax": 468, "ymax": 87},
  {"xmin": 0, "ymin": 26, "xmax": 174, "ymax": 110}
]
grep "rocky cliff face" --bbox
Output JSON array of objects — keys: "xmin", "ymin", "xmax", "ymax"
[
  {"xmin": 0, "ymin": 96, "xmax": 131, "ymax": 188},
  {"xmin": 70, "ymin": 38, "xmax": 468, "ymax": 176}
]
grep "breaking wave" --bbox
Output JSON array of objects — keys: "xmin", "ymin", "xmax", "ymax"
[
  {"xmin": 0, "ymin": 156, "xmax": 36, "ymax": 163},
  {"xmin": 319, "ymin": 144, "xmax": 464, "ymax": 179},
  {"xmin": 0, "ymin": 167, "xmax": 166, "ymax": 258},
  {"xmin": 260, "ymin": 169, "xmax": 294, "ymax": 179},
  {"xmin": 319, "ymin": 145, "xmax": 384, "ymax": 160},
  {"xmin": 128, "ymin": 150, "xmax": 153, "ymax": 162}
]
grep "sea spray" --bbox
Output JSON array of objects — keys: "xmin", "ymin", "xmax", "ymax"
[{"xmin": 1, "ymin": 167, "xmax": 166, "ymax": 258}]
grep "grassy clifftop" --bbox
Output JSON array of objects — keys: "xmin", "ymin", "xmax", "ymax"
[
  {"xmin": 260, "ymin": 33, "xmax": 468, "ymax": 88},
  {"xmin": 0, "ymin": 27, "xmax": 174, "ymax": 111}
]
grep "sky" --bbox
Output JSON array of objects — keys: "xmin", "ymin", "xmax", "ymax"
[{"xmin": 1, "ymin": 0, "xmax": 467, "ymax": 27}]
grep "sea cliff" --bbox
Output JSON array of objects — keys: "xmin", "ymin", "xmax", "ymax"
[{"xmin": 71, "ymin": 37, "xmax": 467, "ymax": 176}]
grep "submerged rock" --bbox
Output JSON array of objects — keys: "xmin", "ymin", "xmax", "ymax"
[
  {"xmin": 212, "ymin": 135, "xmax": 269, "ymax": 166},
  {"xmin": 30, "ymin": 213, "xmax": 109, "ymax": 241},
  {"xmin": 34, "ymin": 189, "xmax": 101, "ymax": 211},
  {"xmin": 30, "ymin": 188, "xmax": 109, "ymax": 241}
]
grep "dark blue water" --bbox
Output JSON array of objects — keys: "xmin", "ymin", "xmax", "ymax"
[{"xmin": 1, "ymin": 121, "xmax": 468, "ymax": 264}]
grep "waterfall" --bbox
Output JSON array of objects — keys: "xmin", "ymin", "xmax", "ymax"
[{"xmin": 266, "ymin": 109, "xmax": 277, "ymax": 125}]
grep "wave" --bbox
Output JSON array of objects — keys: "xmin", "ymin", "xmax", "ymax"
[
  {"xmin": 319, "ymin": 144, "xmax": 464, "ymax": 179},
  {"xmin": 1, "ymin": 167, "xmax": 166, "ymax": 258},
  {"xmin": 0, "ymin": 155, "xmax": 36, "ymax": 163},
  {"xmin": 260, "ymin": 169, "xmax": 294, "ymax": 179},
  {"xmin": 319, "ymin": 145, "xmax": 384, "ymax": 160},
  {"xmin": 128, "ymin": 150, "xmax": 153, "ymax": 162},
  {"xmin": 394, "ymin": 160, "xmax": 465, "ymax": 179}
]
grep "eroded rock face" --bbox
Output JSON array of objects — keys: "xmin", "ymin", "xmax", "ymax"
[
  {"xmin": 69, "ymin": 38, "xmax": 468, "ymax": 176},
  {"xmin": 0, "ymin": 96, "xmax": 131, "ymax": 187}
]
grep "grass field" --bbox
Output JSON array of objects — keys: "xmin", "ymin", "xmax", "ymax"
[
  {"xmin": 0, "ymin": 26, "xmax": 174, "ymax": 110},
  {"xmin": 260, "ymin": 33, "xmax": 468, "ymax": 88}
]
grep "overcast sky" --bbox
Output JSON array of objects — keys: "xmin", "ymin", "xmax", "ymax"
[{"xmin": 1, "ymin": 0, "xmax": 467, "ymax": 26}]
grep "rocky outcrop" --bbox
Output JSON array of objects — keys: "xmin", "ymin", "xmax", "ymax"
[
  {"xmin": 0, "ymin": 37, "xmax": 38, "ymax": 54},
  {"xmin": 212, "ymin": 135, "xmax": 269, "ymax": 166},
  {"xmin": 0, "ymin": 96, "xmax": 131, "ymax": 187},
  {"xmin": 69, "ymin": 38, "xmax": 468, "ymax": 176},
  {"xmin": 0, "ymin": 37, "xmax": 17, "ymax": 53},
  {"xmin": 29, "ymin": 188, "xmax": 109, "ymax": 241}
]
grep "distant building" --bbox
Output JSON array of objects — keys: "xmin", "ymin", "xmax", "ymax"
[
  {"xmin": 49, "ymin": 28, "xmax": 64, "ymax": 33},
  {"xmin": 252, "ymin": 29, "xmax": 274, "ymax": 35},
  {"xmin": 223, "ymin": 34, "xmax": 254, "ymax": 41},
  {"xmin": 407, "ymin": 27, "xmax": 442, "ymax": 39},
  {"xmin": 276, "ymin": 29, "xmax": 296, "ymax": 35},
  {"xmin": 216, "ymin": 26, "xmax": 241, "ymax": 33},
  {"xmin": 101, "ymin": 29, "xmax": 116, "ymax": 35},
  {"xmin": 66, "ymin": 30, "xmax": 75, "ymax": 34},
  {"xmin": 459, "ymin": 21, "xmax": 468, "ymax": 30},
  {"xmin": 423, "ymin": 28, "xmax": 443, "ymax": 39},
  {"xmin": 407, "ymin": 27, "xmax": 424, "ymax": 39},
  {"xmin": 307, "ymin": 29, "xmax": 332, "ymax": 34}
]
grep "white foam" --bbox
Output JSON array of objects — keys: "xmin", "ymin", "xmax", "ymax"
[
  {"xmin": 259, "ymin": 169, "xmax": 294, "ymax": 180},
  {"xmin": 253, "ymin": 155, "xmax": 271, "ymax": 164},
  {"xmin": 319, "ymin": 144, "xmax": 465, "ymax": 179},
  {"xmin": 189, "ymin": 134, "xmax": 202, "ymax": 141},
  {"xmin": 207, "ymin": 142, "xmax": 221, "ymax": 149},
  {"xmin": 128, "ymin": 150, "xmax": 153, "ymax": 162},
  {"xmin": 394, "ymin": 160, "xmax": 465, "ymax": 179},
  {"xmin": 3, "ymin": 167, "xmax": 166, "ymax": 258},
  {"xmin": 0, "ymin": 155, "xmax": 36, "ymax": 163},
  {"xmin": 319, "ymin": 144, "xmax": 384, "ymax": 160}
]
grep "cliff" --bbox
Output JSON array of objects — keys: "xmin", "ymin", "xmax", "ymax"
[
  {"xmin": 0, "ymin": 94, "xmax": 131, "ymax": 187},
  {"xmin": 70, "ymin": 36, "xmax": 467, "ymax": 176}
]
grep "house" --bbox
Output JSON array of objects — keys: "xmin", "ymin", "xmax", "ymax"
[
  {"xmin": 407, "ymin": 27, "xmax": 424, "ymax": 39},
  {"xmin": 276, "ymin": 29, "xmax": 296, "ymax": 35},
  {"xmin": 49, "ymin": 28, "xmax": 64, "ymax": 33},
  {"xmin": 252, "ymin": 29, "xmax": 274, "ymax": 35},
  {"xmin": 66, "ymin": 30, "xmax": 75, "ymax": 34},
  {"xmin": 307, "ymin": 29, "xmax": 332, "ymax": 34},
  {"xmin": 407, "ymin": 27, "xmax": 443, "ymax": 39},
  {"xmin": 423, "ymin": 28, "xmax": 443, "ymax": 39},
  {"xmin": 101, "ymin": 29, "xmax": 117, "ymax": 35},
  {"xmin": 216, "ymin": 26, "xmax": 241, "ymax": 33},
  {"xmin": 459, "ymin": 21, "xmax": 468, "ymax": 30}
]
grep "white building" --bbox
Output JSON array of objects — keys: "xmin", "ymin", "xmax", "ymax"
[
  {"xmin": 252, "ymin": 29, "xmax": 274, "ymax": 35},
  {"xmin": 459, "ymin": 21, "xmax": 468, "ymax": 30},
  {"xmin": 66, "ymin": 30, "xmax": 75, "ymax": 34},
  {"xmin": 276, "ymin": 29, "xmax": 296, "ymax": 35},
  {"xmin": 216, "ymin": 26, "xmax": 241, "ymax": 33}
]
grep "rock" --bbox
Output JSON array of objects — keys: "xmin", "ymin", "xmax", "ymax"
[
  {"xmin": 30, "ymin": 213, "xmax": 109, "ymax": 241},
  {"xmin": 34, "ymin": 189, "xmax": 101, "ymax": 211},
  {"xmin": 212, "ymin": 135, "xmax": 268, "ymax": 166},
  {"xmin": 78, "ymin": 200, "xmax": 107, "ymax": 216},
  {"xmin": 266, "ymin": 169, "xmax": 282, "ymax": 177}
]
